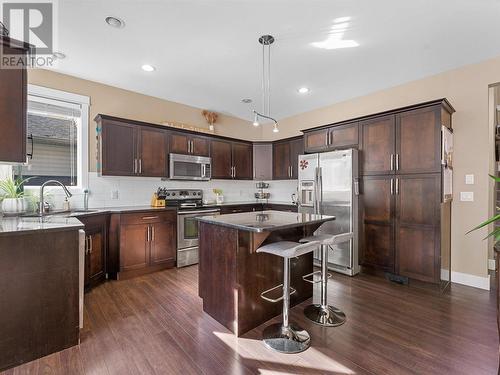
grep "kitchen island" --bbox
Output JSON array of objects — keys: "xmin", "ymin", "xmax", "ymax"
[{"xmin": 197, "ymin": 210, "xmax": 335, "ymax": 336}]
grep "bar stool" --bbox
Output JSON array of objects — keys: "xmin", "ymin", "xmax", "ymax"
[
  {"xmin": 257, "ymin": 240, "xmax": 320, "ymax": 354},
  {"xmin": 300, "ymin": 232, "xmax": 353, "ymax": 327}
]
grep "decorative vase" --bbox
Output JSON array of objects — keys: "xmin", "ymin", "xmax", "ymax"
[
  {"xmin": 1, "ymin": 197, "xmax": 28, "ymax": 214},
  {"xmin": 216, "ymin": 194, "xmax": 224, "ymax": 204}
]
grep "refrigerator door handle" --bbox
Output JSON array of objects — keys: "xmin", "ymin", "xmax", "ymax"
[
  {"xmin": 354, "ymin": 178, "xmax": 360, "ymax": 196},
  {"xmin": 317, "ymin": 167, "xmax": 323, "ymax": 215}
]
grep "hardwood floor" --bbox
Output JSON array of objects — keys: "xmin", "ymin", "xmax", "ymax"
[{"xmin": 3, "ymin": 266, "xmax": 497, "ymax": 375}]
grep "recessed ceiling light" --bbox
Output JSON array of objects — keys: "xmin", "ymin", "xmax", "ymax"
[
  {"xmin": 241, "ymin": 98, "xmax": 253, "ymax": 104},
  {"xmin": 105, "ymin": 16, "xmax": 125, "ymax": 28},
  {"xmin": 298, "ymin": 87, "xmax": 309, "ymax": 94},
  {"xmin": 52, "ymin": 51, "xmax": 66, "ymax": 60},
  {"xmin": 141, "ymin": 64, "xmax": 155, "ymax": 72}
]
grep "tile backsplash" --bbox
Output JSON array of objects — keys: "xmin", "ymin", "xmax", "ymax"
[{"xmin": 34, "ymin": 173, "xmax": 299, "ymax": 210}]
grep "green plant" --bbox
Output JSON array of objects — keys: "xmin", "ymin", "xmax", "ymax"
[
  {"xmin": 0, "ymin": 177, "xmax": 32, "ymax": 200},
  {"xmin": 467, "ymin": 174, "xmax": 500, "ymax": 243},
  {"xmin": 213, "ymin": 188, "xmax": 223, "ymax": 196}
]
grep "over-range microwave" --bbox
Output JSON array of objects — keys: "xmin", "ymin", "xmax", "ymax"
[{"xmin": 169, "ymin": 153, "xmax": 211, "ymax": 181}]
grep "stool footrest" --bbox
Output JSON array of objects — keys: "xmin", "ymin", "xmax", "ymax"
[
  {"xmin": 302, "ymin": 271, "xmax": 332, "ymax": 284},
  {"xmin": 260, "ymin": 284, "xmax": 297, "ymax": 303}
]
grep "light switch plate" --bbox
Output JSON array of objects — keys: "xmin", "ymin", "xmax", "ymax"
[
  {"xmin": 111, "ymin": 190, "xmax": 119, "ymax": 200},
  {"xmin": 465, "ymin": 174, "xmax": 474, "ymax": 185},
  {"xmin": 460, "ymin": 192, "xmax": 474, "ymax": 202}
]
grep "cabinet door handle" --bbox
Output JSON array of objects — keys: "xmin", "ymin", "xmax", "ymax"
[
  {"xmin": 325, "ymin": 132, "xmax": 329, "ymax": 146},
  {"xmin": 151, "ymin": 225, "xmax": 155, "ymax": 241},
  {"xmin": 395, "ymin": 178, "xmax": 399, "ymax": 195},
  {"xmin": 88, "ymin": 235, "xmax": 93, "ymax": 254},
  {"xmin": 142, "ymin": 216, "xmax": 159, "ymax": 220},
  {"xmin": 147, "ymin": 226, "xmax": 151, "ymax": 242},
  {"xmin": 390, "ymin": 178, "xmax": 394, "ymax": 195},
  {"xmin": 233, "ymin": 166, "xmax": 236, "ymax": 178},
  {"xmin": 329, "ymin": 131, "xmax": 333, "ymax": 145},
  {"xmin": 395, "ymin": 154, "xmax": 400, "ymax": 171},
  {"xmin": 390, "ymin": 154, "xmax": 394, "ymax": 171},
  {"xmin": 27, "ymin": 133, "xmax": 34, "ymax": 160},
  {"xmin": 139, "ymin": 159, "xmax": 142, "ymax": 174},
  {"xmin": 134, "ymin": 159, "xmax": 137, "ymax": 174}
]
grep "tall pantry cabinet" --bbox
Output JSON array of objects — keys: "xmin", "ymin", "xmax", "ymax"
[{"xmin": 359, "ymin": 99, "xmax": 454, "ymax": 285}]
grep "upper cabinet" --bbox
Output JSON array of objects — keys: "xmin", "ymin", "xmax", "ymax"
[
  {"xmin": 253, "ymin": 143, "xmax": 273, "ymax": 180},
  {"xmin": 360, "ymin": 115, "xmax": 396, "ymax": 175},
  {"xmin": 360, "ymin": 104, "xmax": 448, "ymax": 176},
  {"xmin": 0, "ymin": 37, "xmax": 30, "ymax": 163},
  {"xmin": 396, "ymin": 107, "xmax": 442, "ymax": 174},
  {"xmin": 304, "ymin": 123, "xmax": 358, "ymax": 153},
  {"xmin": 96, "ymin": 115, "xmax": 168, "ymax": 177},
  {"xmin": 273, "ymin": 136, "xmax": 304, "ymax": 180},
  {"xmin": 210, "ymin": 139, "xmax": 253, "ymax": 180},
  {"xmin": 170, "ymin": 132, "xmax": 209, "ymax": 157}
]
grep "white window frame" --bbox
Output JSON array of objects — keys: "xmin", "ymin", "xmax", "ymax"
[{"xmin": 25, "ymin": 84, "xmax": 90, "ymax": 192}]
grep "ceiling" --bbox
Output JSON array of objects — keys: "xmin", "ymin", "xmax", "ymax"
[{"xmin": 49, "ymin": 0, "xmax": 500, "ymax": 121}]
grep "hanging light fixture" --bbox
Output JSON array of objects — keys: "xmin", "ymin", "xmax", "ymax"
[{"xmin": 253, "ymin": 35, "xmax": 279, "ymax": 133}]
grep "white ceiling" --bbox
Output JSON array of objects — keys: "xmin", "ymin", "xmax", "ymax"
[{"xmin": 50, "ymin": 0, "xmax": 500, "ymax": 121}]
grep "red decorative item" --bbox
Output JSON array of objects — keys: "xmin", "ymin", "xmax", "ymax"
[{"xmin": 300, "ymin": 159, "xmax": 309, "ymax": 170}]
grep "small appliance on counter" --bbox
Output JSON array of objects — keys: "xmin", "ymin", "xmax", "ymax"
[
  {"xmin": 157, "ymin": 188, "xmax": 220, "ymax": 267},
  {"xmin": 254, "ymin": 182, "xmax": 270, "ymax": 201}
]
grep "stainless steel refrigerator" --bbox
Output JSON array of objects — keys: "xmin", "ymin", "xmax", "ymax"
[{"xmin": 298, "ymin": 149, "xmax": 359, "ymax": 276}]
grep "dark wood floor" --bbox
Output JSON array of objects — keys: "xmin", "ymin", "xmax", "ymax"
[{"xmin": 2, "ymin": 266, "xmax": 498, "ymax": 375}]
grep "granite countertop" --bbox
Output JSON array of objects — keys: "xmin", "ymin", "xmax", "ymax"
[
  {"xmin": 0, "ymin": 215, "xmax": 84, "ymax": 236},
  {"xmin": 196, "ymin": 210, "xmax": 335, "ymax": 233}
]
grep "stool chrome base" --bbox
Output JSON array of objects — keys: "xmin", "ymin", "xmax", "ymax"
[
  {"xmin": 304, "ymin": 304, "xmax": 346, "ymax": 327},
  {"xmin": 262, "ymin": 323, "xmax": 311, "ymax": 354}
]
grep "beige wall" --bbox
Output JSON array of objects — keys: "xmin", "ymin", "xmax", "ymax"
[
  {"xmin": 27, "ymin": 69, "xmax": 259, "ymax": 173},
  {"xmin": 262, "ymin": 56, "xmax": 500, "ymax": 279}
]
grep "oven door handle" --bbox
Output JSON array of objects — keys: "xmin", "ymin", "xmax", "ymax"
[{"xmin": 179, "ymin": 209, "xmax": 220, "ymax": 215}]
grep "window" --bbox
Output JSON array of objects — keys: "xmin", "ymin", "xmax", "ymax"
[{"xmin": 14, "ymin": 85, "xmax": 89, "ymax": 190}]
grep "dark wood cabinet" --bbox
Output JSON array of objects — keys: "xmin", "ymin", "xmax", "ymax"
[
  {"xmin": 304, "ymin": 128, "xmax": 329, "ymax": 153},
  {"xmin": 273, "ymin": 136, "xmax": 303, "ymax": 180},
  {"xmin": 210, "ymin": 139, "xmax": 253, "ymax": 180},
  {"xmin": 0, "ymin": 37, "xmax": 29, "ymax": 164},
  {"xmin": 99, "ymin": 119, "xmax": 137, "ymax": 176},
  {"xmin": 150, "ymin": 221, "xmax": 177, "ymax": 266},
  {"xmin": 273, "ymin": 141, "xmax": 291, "ymax": 180},
  {"xmin": 78, "ymin": 214, "xmax": 108, "ymax": 290},
  {"xmin": 115, "ymin": 210, "xmax": 177, "ymax": 278},
  {"xmin": 359, "ymin": 176, "xmax": 395, "ymax": 272},
  {"xmin": 396, "ymin": 107, "xmax": 442, "ymax": 174},
  {"xmin": 170, "ymin": 132, "xmax": 209, "ymax": 157},
  {"xmin": 96, "ymin": 115, "xmax": 169, "ymax": 177},
  {"xmin": 211, "ymin": 139, "xmax": 232, "ymax": 179},
  {"xmin": 357, "ymin": 99, "xmax": 454, "ymax": 284},
  {"xmin": 396, "ymin": 174, "xmax": 441, "ymax": 282},
  {"xmin": 360, "ymin": 115, "xmax": 396, "ymax": 175},
  {"xmin": 232, "ymin": 142, "xmax": 253, "ymax": 179},
  {"xmin": 139, "ymin": 127, "xmax": 168, "ymax": 177},
  {"xmin": 304, "ymin": 123, "xmax": 358, "ymax": 153}
]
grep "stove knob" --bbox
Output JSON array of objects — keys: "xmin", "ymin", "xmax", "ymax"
[
  {"xmin": 172, "ymin": 193, "xmax": 176, "ymax": 196},
  {"xmin": 166, "ymin": 192, "xmax": 170, "ymax": 196}
]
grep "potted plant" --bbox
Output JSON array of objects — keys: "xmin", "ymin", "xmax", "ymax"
[
  {"xmin": 0, "ymin": 177, "xmax": 31, "ymax": 214},
  {"xmin": 213, "ymin": 188, "xmax": 224, "ymax": 204}
]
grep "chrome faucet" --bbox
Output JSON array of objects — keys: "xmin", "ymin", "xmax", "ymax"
[
  {"xmin": 83, "ymin": 189, "xmax": 89, "ymax": 211},
  {"xmin": 38, "ymin": 180, "xmax": 73, "ymax": 216}
]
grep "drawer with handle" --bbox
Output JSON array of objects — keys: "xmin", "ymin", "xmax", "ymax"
[{"xmin": 120, "ymin": 210, "xmax": 176, "ymax": 225}]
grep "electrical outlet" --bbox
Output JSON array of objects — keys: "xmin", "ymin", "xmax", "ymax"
[
  {"xmin": 465, "ymin": 174, "xmax": 474, "ymax": 185},
  {"xmin": 111, "ymin": 190, "xmax": 119, "ymax": 200},
  {"xmin": 460, "ymin": 192, "xmax": 474, "ymax": 202}
]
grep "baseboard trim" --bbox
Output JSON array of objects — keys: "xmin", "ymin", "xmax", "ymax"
[
  {"xmin": 451, "ymin": 271, "xmax": 490, "ymax": 291},
  {"xmin": 488, "ymin": 258, "xmax": 496, "ymax": 271}
]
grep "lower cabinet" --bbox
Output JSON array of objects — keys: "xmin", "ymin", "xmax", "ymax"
[
  {"xmin": 114, "ymin": 210, "xmax": 177, "ymax": 278},
  {"xmin": 359, "ymin": 174, "xmax": 442, "ymax": 283},
  {"xmin": 78, "ymin": 214, "xmax": 108, "ymax": 290}
]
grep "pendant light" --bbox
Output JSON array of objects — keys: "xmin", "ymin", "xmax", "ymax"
[{"xmin": 253, "ymin": 35, "xmax": 279, "ymax": 133}]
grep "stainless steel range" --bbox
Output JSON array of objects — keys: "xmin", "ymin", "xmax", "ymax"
[{"xmin": 158, "ymin": 188, "xmax": 220, "ymax": 267}]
